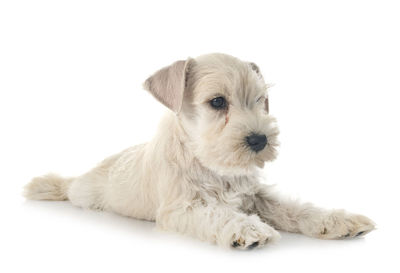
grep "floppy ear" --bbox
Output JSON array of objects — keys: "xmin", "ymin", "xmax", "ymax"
[{"xmin": 143, "ymin": 59, "xmax": 192, "ymax": 113}]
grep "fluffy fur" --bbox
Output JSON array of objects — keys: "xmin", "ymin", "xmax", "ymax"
[{"xmin": 24, "ymin": 53, "xmax": 375, "ymax": 249}]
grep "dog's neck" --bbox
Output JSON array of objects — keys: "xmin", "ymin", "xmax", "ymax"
[{"xmin": 148, "ymin": 112, "xmax": 194, "ymax": 167}]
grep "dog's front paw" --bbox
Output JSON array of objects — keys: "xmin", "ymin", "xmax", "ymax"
[
  {"xmin": 228, "ymin": 216, "xmax": 280, "ymax": 250},
  {"xmin": 306, "ymin": 210, "xmax": 376, "ymax": 239}
]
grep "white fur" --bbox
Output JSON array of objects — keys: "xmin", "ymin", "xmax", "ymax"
[{"xmin": 24, "ymin": 53, "xmax": 375, "ymax": 249}]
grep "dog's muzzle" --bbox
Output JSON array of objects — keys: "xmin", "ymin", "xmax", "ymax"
[{"xmin": 246, "ymin": 133, "xmax": 267, "ymax": 152}]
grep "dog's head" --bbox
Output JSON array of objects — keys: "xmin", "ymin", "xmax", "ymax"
[{"xmin": 144, "ymin": 53, "xmax": 279, "ymax": 175}]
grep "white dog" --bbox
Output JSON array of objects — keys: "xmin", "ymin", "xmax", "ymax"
[{"xmin": 24, "ymin": 53, "xmax": 375, "ymax": 249}]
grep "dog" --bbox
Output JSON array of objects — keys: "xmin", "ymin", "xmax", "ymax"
[{"xmin": 24, "ymin": 53, "xmax": 375, "ymax": 249}]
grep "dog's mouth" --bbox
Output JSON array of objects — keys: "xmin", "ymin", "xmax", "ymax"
[{"xmin": 197, "ymin": 139, "xmax": 279, "ymax": 176}]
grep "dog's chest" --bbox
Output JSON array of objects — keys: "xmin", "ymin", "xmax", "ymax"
[{"xmin": 195, "ymin": 175, "xmax": 257, "ymax": 210}]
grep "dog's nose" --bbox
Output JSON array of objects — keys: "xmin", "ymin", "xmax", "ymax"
[{"xmin": 246, "ymin": 134, "xmax": 267, "ymax": 152}]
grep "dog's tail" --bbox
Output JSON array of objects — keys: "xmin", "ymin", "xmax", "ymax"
[{"xmin": 23, "ymin": 173, "xmax": 74, "ymax": 201}]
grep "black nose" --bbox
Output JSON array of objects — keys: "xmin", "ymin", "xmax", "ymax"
[{"xmin": 246, "ymin": 134, "xmax": 267, "ymax": 152}]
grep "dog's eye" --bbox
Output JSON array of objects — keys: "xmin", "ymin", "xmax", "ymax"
[{"xmin": 210, "ymin": 97, "xmax": 227, "ymax": 109}]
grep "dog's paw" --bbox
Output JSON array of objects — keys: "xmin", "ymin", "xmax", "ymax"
[
  {"xmin": 309, "ymin": 210, "xmax": 376, "ymax": 239},
  {"xmin": 229, "ymin": 217, "xmax": 280, "ymax": 250}
]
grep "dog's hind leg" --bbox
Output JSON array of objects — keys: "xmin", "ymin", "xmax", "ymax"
[
  {"xmin": 67, "ymin": 152, "xmax": 124, "ymax": 210},
  {"xmin": 67, "ymin": 170, "xmax": 108, "ymax": 210}
]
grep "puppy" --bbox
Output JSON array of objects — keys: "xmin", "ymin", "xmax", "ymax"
[{"xmin": 24, "ymin": 53, "xmax": 375, "ymax": 249}]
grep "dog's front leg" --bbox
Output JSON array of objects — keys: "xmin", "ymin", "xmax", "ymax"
[
  {"xmin": 253, "ymin": 186, "xmax": 375, "ymax": 239},
  {"xmin": 156, "ymin": 203, "xmax": 280, "ymax": 249}
]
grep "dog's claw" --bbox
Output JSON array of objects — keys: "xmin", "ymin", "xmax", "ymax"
[
  {"xmin": 356, "ymin": 231, "xmax": 365, "ymax": 237},
  {"xmin": 247, "ymin": 241, "xmax": 259, "ymax": 249},
  {"xmin": 232, "ymin": 241, "xmax": 240, "ymax": 248},
  {"xmin": 344, "ymin": 233, "xmax": 350, "ymax": 238}
]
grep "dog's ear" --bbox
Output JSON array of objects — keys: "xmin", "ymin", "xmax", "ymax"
[
  {"xmin": 250, "ymin": 62, "xmax": 268, "ymax": 112},
  {"xmin": 249, "ymin": 62, "xmax": 263, "ymax": 78},
  {"xmin": 143, "ymin": 59, "xmax": 192, "ymax": 113}
]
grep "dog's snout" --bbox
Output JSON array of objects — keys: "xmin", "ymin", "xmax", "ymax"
[{"xmin": 246, "ymin": 134, "xmax": 267, "ymax": 152}]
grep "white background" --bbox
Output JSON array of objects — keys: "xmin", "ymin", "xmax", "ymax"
[{"xmin": 1, "ymin": 0, "xmax": 399, "ymax": 272}]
